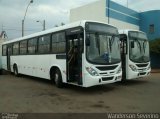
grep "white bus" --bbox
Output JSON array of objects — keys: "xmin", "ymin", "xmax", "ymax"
[
  {"xmin": 0, "ymin": 41, "xmax": 2, "ymax": 74},
  {"xmin": 119, "ymin": 29, "xmax": 151, "ymax": 81},
  {"xmin": 1, "ymin": 20, "xmax": 122, "ymax": 87}
]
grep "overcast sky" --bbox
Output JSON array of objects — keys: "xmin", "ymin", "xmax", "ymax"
[{"xmin": 0, "ymin": 0, "xmax": 159, "ymax": 39}]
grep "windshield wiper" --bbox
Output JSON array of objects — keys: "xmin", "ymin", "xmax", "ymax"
[
  {"xmin": 134, "ymin": 38, "xmax": 142, "ymax": 53},
  {"xmin": 143, "ymin": 40, "xmax": 147, "ymax": 53},
  {"xmin": 95, "ymin": 33, "xmax": 100, "ymax": 55},
  {"xmin": 109, "ymin": 35, "xmax": 115, "ymax": 52}
]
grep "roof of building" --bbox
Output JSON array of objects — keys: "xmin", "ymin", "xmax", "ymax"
[{"xmin": 0, "ymin": 31, "xmax": 8, "ymax": 39}]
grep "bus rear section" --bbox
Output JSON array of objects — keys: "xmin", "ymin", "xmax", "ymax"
[{"xmin": 119, "ymin": 30, "xmax": 151, "ymax": 80}]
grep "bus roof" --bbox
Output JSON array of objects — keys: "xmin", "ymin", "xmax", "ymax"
[
  {"xmin": 2, "ymin": 20, "xmax": 116, "ymax": 45},
  {"xmin": 118, "ymin": 29, "xmax": 146, "ymax": 35}
]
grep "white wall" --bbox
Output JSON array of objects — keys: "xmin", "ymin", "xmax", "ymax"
[
  {"xmin": 70, "ymin": 0, "xmax": 139, "ymax": 30},
  {"xmin": 0, "ymin": 39, "xmax": 6, "ymax": 69},
  {"xmin": 70, "ymin": 0, "xmax": 107, "ymax": 23},
  {"xmin": 109, "ymin": 18, "xmax": 139, "ymax": 30}
]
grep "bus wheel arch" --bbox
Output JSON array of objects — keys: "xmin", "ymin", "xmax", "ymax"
[
  {"xmin": 50, "ymin": 66, "xmax": 63, "ymax": 88},
  {"xmin": 13, "ymin": 63, "xmax": 19, "ymax": 76}
]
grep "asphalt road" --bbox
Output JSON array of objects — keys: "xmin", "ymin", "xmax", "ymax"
[{"xmin": 0, "ymin": 73, "xmax": 160, "ymax": 113}]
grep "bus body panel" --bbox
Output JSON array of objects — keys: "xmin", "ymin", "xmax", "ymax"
[{"xmin": 9, "ymin": 55, "xmax": 67, "ymax": 81}]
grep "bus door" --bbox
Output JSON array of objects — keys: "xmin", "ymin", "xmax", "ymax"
[
  {"xmin": 6, "ymin": 45, "xmax": 12, "ymax": 71},
  {"xmin": 120, "ymin": 34, "xmax": 127, "ymax": 79},
  {"xmin": 66, "ymin": 27, "xmax": 83, "ymax": 85}
]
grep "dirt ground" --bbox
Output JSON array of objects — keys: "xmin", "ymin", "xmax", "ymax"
[{"xmin": 0, "ymin": 73, "xmax": 160, "ymax": 113}]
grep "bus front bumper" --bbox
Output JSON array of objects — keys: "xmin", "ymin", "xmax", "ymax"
[
  {"xmin": 83, "ymin": 73, "xmax": 122, "ymax": 87},
  {"xmin": 127, "ymin": 69, "xmax": 151, "ymax": 80}
]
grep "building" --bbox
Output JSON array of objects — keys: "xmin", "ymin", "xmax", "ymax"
[
  {"xmin": 70, "ymin": 0, "xmax": 160, "ymax": 69},
  {"xmin": 0, "ymin": 31, "xmax": 8, "ymax": 73},
  {"xmin": 70, "ymin": 0, "xmax": 160, "ymax": 40}
]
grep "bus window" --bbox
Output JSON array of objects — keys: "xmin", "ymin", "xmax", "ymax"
[
  {"xmin": 28, "ymin": 38, "xmax": 37, "ymax": 54},
  {"xmin": 38, "ymin": 35, "xmax": 50, "ymax": 54},
  {"xmin": 52, "ymin": 32, "xmax": 65, "ymax": 53},
  {"xmin": 57, "ymin": 32, "xmax": 65, "ymax": 53},
  {"xmin": 20, "ymin": 40, "xmax": 27, "ymax": 55},
  {"xmin": 13, "ymin": 42, "xmax": 19, "ymax": 55},
  {"xmin": 52, "ymin": 34, "xmax": 57, "ymax": 53},
  {"xmin": 2, "ymin": 45, "xmax": 7, "ymax": 56}
]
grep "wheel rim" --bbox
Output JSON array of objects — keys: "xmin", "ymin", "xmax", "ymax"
[
  {"xmin": 54, "ymin": 73, "xmax": 59, "ymax": 84},
  {"xmin": 14, "ymin": 67, "xmax": 18, "ymax": 75},
  {"xmin": 15, "ymin": 70, "xmax": 18, "ymax": 75}
]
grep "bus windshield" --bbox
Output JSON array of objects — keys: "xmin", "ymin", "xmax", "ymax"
[
  {"xmin": 86, "ymin": 22, "xmax": 121, "ymax": 64},
  {"xmin": 129, "ymin": 31, "xmax": 150, "ymax": 63}
]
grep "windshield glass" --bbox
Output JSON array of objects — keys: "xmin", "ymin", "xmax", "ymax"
[
  {"xmin": 85, "ymin": 23, "xmax": 121, "ymax": 64},
  {"xmin": 129, "ymin": 31, "xmax": 150, "ymax": 63}
]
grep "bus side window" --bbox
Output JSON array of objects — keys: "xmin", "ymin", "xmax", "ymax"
[
  {"xmin": 52, "ymin": 32, "xmax": 66, "ymax": 54},
  {"xmin": 38, "ymin": 34, "xmax": 50, "ymax": 54},
  {"xmin": 51, "ymin": 34, "xmax": 57, "ymax": 53},
  {"xmin": 57, "ymin": 32, "xmax": 66, "ymax": 53},
  {"xmin": 28, "ymin": 38, "xmax": 37, "ymax": 54},
  {"xmin": 2, "ymin": 45, "xmax": 7, "ymax": 56},
  {"xmin": 13, "ymin": 42, "xmax": 19, "ymax": 55},
  {"xmin": 20, "ymin": 40, "xmax": 27, "ymax": 55}
]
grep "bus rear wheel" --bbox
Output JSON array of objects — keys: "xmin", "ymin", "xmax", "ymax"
[
  {"xmin": 13, "ymin": 65, "xmax": 19, "ymax": 76},
  {"xmin": 53, "ymin": 69, "xmax": 63, "ymax": 88}
]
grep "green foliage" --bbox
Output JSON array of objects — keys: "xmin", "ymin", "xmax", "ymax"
[{"xmin": 149, "ymin": 38, "xmax": 160, "ymax": 54}]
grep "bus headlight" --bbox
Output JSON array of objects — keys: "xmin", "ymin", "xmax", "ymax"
[
  {"xmin": 117, "ymin": 66, "xmax": 122, "ymax": 74},
  {"xmin": 129, "ymin": 65, "xmax": 137, "ymax": 72},
  {"xmin": 86, "ymin": 67, "xmax": 99, "ymax": 76},
  {"xmin": 147, "ymin": 65, "xmax": 151, "ymax": 70}
]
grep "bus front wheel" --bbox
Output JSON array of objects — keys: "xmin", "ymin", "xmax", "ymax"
[{"xmin": 53, "ymin": 69, "xmax": 63, "ymax": 88}]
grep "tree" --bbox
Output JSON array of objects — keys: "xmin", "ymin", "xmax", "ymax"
[{"xmin": 149, "ymin": 38, "xmax": 160, "ymax": 53}]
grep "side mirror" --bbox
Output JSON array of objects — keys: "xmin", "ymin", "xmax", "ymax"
[
  {"xmin": 86, "ymin": 35, "xmax": 90, "ymax": 46},
  {"xmin": 131, "ymin": 41, "xmax": 135, "ymax": 48}
]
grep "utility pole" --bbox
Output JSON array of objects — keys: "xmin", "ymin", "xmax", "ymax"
[
  {"xmin": 1, "ymin": 24, "xmax": 4, "ymax": 31},
  {"xmin": 22, "ymin": 0, "xmax": 33, "ymax": 37},
  {"xmin": 43, "ymin": 20, "xmax": 45, "ymax": 31},
  {"xmin": 37, "ymin": 20, "xmax": 46, "ymax": 31}
]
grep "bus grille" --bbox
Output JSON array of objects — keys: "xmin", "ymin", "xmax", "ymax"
[
  {"xmin": 139, "ymin": 72, "xmax": 146, "ymax": 75},
  {"xmin": 96, "ymin": 65, "xmax": 118, "ymax": 71},
  {"xmin": 102, "ymin": 77, "xmax": 114, "ymax": 81},
  {"xmin": 136, "ymin": 63, "xmax": 148, "ymax": 68}
]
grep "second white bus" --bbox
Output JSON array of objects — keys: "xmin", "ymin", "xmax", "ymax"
[{"xmin": 119, "ymin": 29, "xmax": 151, "ymax": 81}]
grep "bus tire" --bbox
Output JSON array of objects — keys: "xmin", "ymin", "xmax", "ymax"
[
  {"xmin": 13, "ymin": 65, "xmax": 19, "ymax": 77},
  {"xmin": 54, "ymin": 69, "xmax": 63, "ymax": 88}
]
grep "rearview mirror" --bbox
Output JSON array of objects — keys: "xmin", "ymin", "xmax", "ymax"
[{"xmin": 131, "ymin": 41, "xmax": 135, "ymax": 48}]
